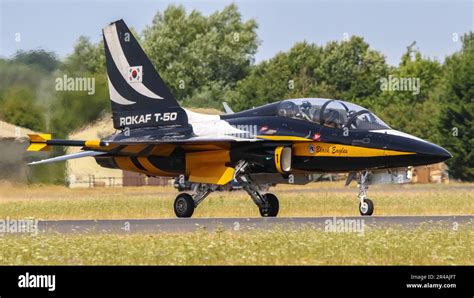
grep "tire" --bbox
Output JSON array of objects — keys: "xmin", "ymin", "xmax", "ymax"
[
  {"xmin": 174, "ymin": 193, "xmax": 195, "ymax": 218},
  {"xmin": 359, "ymin": 198, "xmax": 374, "ymax": 216},
  {"xmin": 259, "ymin": 193, "xmax": 279, "ymax": 217}
]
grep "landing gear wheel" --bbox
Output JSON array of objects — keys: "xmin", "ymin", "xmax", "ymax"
[
  {"xmin": 259, "ymin": 193, "xmax": 279, "ymax": 217},
  {"xmin": 174, "ymin": 193, "xmax": 195, "ymax": 218},
  {"xmin": 359, "ymin": 198, "xmax": 374, "ymax": 216}
]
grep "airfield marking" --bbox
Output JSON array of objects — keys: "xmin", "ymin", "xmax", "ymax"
[{"xmin": 37, "ymin": 216, "xmax": 474, "ymax": 234}]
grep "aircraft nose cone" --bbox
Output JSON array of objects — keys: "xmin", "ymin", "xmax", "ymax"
[
  {"xmin": 404, "ymin": 137, "xmax": 452, "ymax": 165},
  {"xmin": 425, "ymin": 143, "xmax": 452, "ymax": 163},
  {"xmin": 378, "ymin": 130, "xmax": 452, "ymax": 167}
]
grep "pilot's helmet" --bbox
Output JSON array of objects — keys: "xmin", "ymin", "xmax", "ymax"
[
  {"xmin": 301, "ymin": 101, "xmax": 312, "ymax": 110},
  {"xmin": 278, "ymin": 101, "xmax": 299, "ymax": 118},
  {"xmin": 324, "ymin": 109, "xmax": 343, "ymax": 128}
]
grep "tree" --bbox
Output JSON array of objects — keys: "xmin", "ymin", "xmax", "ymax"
[
  {"xmin": 50, "ymin": 73, "xmax": 109, "ymax": 137},
  {"xmin": 51, "ymin": 37, "xmax": 110, "ymax": 137},
  {"xmin": 0, "ymin": 85, "xmax": 45, "ymax": 131},
  {"xmin": 12, "ymin": 49, "xmax": 60, "ymax": 72},
  {"xmin": 228, "ymin": 52, "xmax": 293, "ymax": 111},
  {"xmin": 375, "ymin": 43, "xmax": 443, "ymax": 142},
  {"xmin": 317, "ymin": 36, "xmax": 388, "ymax": 108},
  {"xmin": 229, "ymin": 37, "xmax": 389, "ymax": 111},
  {"xmin": 438, "ymin": 33, "xmax": 474, "ymax": 181},
  {"xmin": 61, "ymin": 36, "xmax": 105, "ymax": 75},
  {"xmin": 142, "ymin": 4, "xmax": 259, "ymax": 105}
]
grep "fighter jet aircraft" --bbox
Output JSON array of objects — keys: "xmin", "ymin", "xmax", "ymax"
[{"xmin": 27, "ymin": 20, "xmax": 452, "ymax": 218}]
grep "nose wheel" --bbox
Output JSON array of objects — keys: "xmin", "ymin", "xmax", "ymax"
[{"xmin": 359, "ymin": 198, "xmax": 374, "ymax": 216}]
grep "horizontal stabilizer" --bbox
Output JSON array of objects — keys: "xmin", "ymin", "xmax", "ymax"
[
  {"xmin": 27, "ymin": 133, "xmax": 108, "ymax": 152},
  {"xmin": 27, "ymin": 134, "xmax": 52, "ymax": 151},
  {"xmin": 28, "ymin": 151, "xmax": 107, "ymax": 166}
]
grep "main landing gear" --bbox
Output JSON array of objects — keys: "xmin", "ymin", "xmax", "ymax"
[
  {"xmin": 357, "ymin": 171, "xmax": 374, "ymax": 216},
  {"xmin": 173, "ymin": 183, "xmax": 216, "ymax": 218},
  {"xmin": 233, "ymin": 161, "xmax": 279, "ymax": 217},
  {"xmin": 172, "ymin": 161, "xmax": 280, "ymax": 218}
]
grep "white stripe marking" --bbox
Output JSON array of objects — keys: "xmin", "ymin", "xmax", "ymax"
[
  {"xmin": 107, "ymin": 76, "xmax": 135, "ymax": 105},
  {"xmin": 369, "ymin": 129, "xmax": 429, "ymax": 143},
  {"xmin": 103, "ymin": 23, "xmax": 163, "ymax": 100},
  {"xmin": 184, "ymin": 109, "xmax": 248, "ymax": 139}
]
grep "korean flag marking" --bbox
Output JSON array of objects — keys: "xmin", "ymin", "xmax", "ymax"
[{"xmin": 128, "ymin": 66, "xmax": 142, "ymax": 83}]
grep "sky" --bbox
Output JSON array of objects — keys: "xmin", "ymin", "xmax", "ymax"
[{"xmin": 0, "ymin": 0, "xmax": 472, "ymax": 66}]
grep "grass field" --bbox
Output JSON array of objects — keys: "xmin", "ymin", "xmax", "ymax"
[
  {"xmin": 0, "ymin": 227, "xmax": 472, "ymax": 265},
  {"xmin": 0, "ymin": 182, "xmax": 473, "ymax": 219},
  {"xmin": 0, "ymin": 182, "xmax": 472, "ymax": 265}
]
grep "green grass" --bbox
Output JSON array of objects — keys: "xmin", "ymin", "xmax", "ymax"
[
  {"xmin": 0, "ymin": 183, "xmax": 472, "ymax": 265},
  {"xmin": 0, "ymin": 227, "xmax": 472, "ymax": 265},
  {"xmin": 0, "ymin": 183, "xmax": 472, "ymax": 219}
]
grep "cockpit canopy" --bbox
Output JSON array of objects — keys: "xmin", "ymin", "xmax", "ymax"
[{"xmin": 277, "ymin": 98, "xmax": 390, "ymax": 130}]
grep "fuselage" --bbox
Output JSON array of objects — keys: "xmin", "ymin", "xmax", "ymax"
[
  {"xmin": 98, "ymin": 98, "xmax": 452, "ymax": 177},
  {"xmin": 219, "ymin": 98, "xmax": 452, "ymax": 173},
  {"xmin": 223, "ymin": 116, "xmax": 451, "ymax": 172}
]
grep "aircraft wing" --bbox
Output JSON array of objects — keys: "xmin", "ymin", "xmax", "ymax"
[{"xmin": 28, "ymin": 151, "xmax": 107, "ymax": 165}]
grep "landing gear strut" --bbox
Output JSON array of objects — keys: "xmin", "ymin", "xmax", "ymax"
[
  {"xmin": 357, "ymin": 171, "xmax": 374, "ymax": 216},
  {"xmin": 233, "ymin": 161, "xmax": 280, "ymax": 217}
]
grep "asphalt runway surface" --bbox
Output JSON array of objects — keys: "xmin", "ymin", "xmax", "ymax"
[{"xmin": 37, "ymin": 215, "xmax": 474, "ymax": 234}]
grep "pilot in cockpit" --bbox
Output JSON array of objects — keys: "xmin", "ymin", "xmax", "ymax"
[
  {"xmin": 299, "ymin": 101, "xmax": 313, "ymax": 121},
  {"xmin": 278, "ymin": 101, "xmax": 299, "ymax": 118},
  {"xmin": 323, "ymin": 109, "xmax": 345, "ymax": 129}
]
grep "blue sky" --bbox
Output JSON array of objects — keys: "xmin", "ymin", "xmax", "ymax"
[{"xmin": 0, "ymin": 0, "xmax": 472, "ymax": 66}]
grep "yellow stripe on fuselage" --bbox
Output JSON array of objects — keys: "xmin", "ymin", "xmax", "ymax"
[
  {"xmin": 292, "ymin": 142, "xmax": 415, "ymax": 157},
  {"xmin": 114, "ymin": 157, "xmax": 142, "ymax": 172}
]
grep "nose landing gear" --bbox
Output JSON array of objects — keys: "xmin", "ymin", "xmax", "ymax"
[
  {"xmin": 359, "ymin": 198, "xmax": 374, "ymax": 216},
  {"xmin": 357, "ymin": 171, "xmax": 374, "ymax": 216}
]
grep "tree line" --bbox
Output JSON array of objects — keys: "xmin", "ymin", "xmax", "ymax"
[{"xmin": 0, "ymin": 4, "xmax": 472, "ymax": 181}]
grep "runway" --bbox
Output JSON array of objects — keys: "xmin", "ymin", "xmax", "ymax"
[{"xmin": 38, "ymin": 215, "xmax": 474, "ymax": 234}]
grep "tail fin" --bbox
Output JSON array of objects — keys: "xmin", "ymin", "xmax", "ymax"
[{"xmin": 103, "ymin": 20, "xmax": 188, "ymax": 129}]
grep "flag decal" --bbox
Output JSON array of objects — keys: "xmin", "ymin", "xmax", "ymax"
[{"xmin": 128, "ymin": 66, "xmax": 142, "ymax": 83}]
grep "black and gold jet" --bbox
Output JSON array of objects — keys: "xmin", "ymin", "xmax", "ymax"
[{"xmin": 27, "ymin": 20, "xmax": 452, "ymax": 217}]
